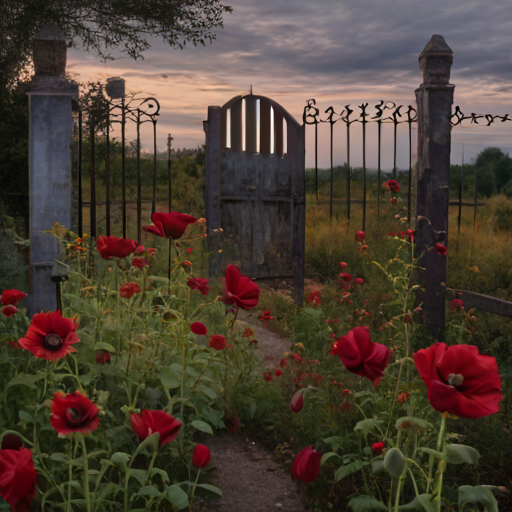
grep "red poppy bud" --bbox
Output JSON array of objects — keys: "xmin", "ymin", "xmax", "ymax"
[
  {"xmin": 449, "ymin": 299, "xmax": 464, "ymax": 312},
  {"xmin": 290, "ymin": 447, "xmax": 321, "ymax": 483},
  {"xmin": 355, "ymin": 231, "xmax": 365, "ymax": 242},
  {"xmin": 132, "ymin": 257, "xmax": 148, "ymax": 268},
  {"xmin": 209, "ymin": 334, "xmax": 227, "ymax": 350},
  {"xmin": 96, "ymin": 350, "xmax": 111, "ymax": 365},
  {"xmin": 275, "ymin": 369, "xmax": 282, "ymax": 377},
  {"xmin": 134, "ymin": 245, "xmax": 145, "ymax": 255},
  {"xmin": 130, "ymin": 410, "xmax": 181, "ymax": 447},
  {"xmin": 280, "ymin": 358, "xmax": 288, "ymax": 368},
  {"xmin": 290, "ymin": 390, "xmax": 304, "ymax": 413},
  {"xmin": 355, "ymin": 278, "xmax": 365, "ymax": 285},
  {"xmin": 1, "ymin": 434, "xmax": 23, "ymax": 451},
  {"xmin": 192, "ymin": 444, "xmax": 211, "ymax": 468},
  {"xmin": 372, "ymin": 442, "xmax": 384, "ymax": 456},
  {"xmin": 2, "ymin": 305, "xmax": 18, "ymax": 317},
  {"xmin": 435, "ymin": 243, "xmax": 447, "ymax": 256},
  {"xmin": 339, "ymin": 262, "xmax": 347, "ymax": 269},
  {"xmin": 191, "ymin": 322, "xmax": 207, "ymax": 335},
  {"xmin": 264, "ymin": 373, "xmax": 273, "ymax": 382},
  {"xmin": 0, "ymin": 289, "xmax": 27, "ymax": 306}
]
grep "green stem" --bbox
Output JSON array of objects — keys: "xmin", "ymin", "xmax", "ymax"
[
  {"xmin": 434, "ymin": 414, "xmax": 447, "ymax": 512},
  {"xmin": 145, "ymin": 451, "xmax": 158, "ymax": 484},
  {"xmin": 67, "ymin": 437, "xmax": 73, "ymax": 512},
  {"xmin": 394, "ymin": 461, "xmax": 408, "ymax": 512},
  {"xmin": 189, "ymin": 469, "xmax": 201, "ymax": 512},
  {"xmin": 78, "ymin": 433, "xmax": 92, "ymax": 512}
]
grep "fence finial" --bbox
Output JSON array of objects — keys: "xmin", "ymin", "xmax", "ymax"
[{"xmin": 418, "ymin": 34, "xmax": 453, "ymax": 85}]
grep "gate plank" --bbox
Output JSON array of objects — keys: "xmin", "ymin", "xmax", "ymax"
[{"xmin": 447, "ymin": 288, "xmax": 512, "ymax": 318}]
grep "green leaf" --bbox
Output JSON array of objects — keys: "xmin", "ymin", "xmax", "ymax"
[
  {"xmin": 128, "ymin": 469, "xmax": 147, "ymax": 486},
  {"xmin": 321, "ymin": 452, "xmax": 342, "ymax": 466},
  {"xmin": 399, "ymin": 494, "xmax": 436, "ymax": 512},
  {"xmin": 110, "ymin": 452, "xmax": 131, "ymax": 470},
  {"xmin": 191, "ymin": 420, "xmax": 213, "ymax": 435},
  {"xmin": 335, "ymin": 460, "xmax": 369, "ymax": 481},
  {"xmin": 395, "ymin": 416, "xmax": 433, "ymax": 430},
  {"xmin": 197, "ymin": 385, "xmax": 217, "ymax": 400},
  {"xmin": 384, "ymin": 448, "xmax": 406, "ymax": 477},
  {"xmin": 195, "ymin": 483, "xmax": 223, "ymax": 496},
  {"xmin": 349, "ymin": 495, "xmax": 387, "ymax": 511},
  {"xmin": 324, "ymin": 436, "xmax": 343, "ymax": 453},
  {"xmin": 458, "ymin": 485, "xmax": 498, "ymax": 512},
  {"xmin": 7, "ymin": 373, "xmax": 45, "ymax": 389},
  {"xmin": 417, "ymin": 447, "xmax": 443, "ymax": 459},
  {"xmin": 354, "ymin": 419, "xmax": 382, "ymax": 436},
  {"xmin": 18, "ymin": 411, "xmax": 33, "ymax": 423},
  {"xmin": 446, "ymin": 445, "xmax": 480, "ymax": 465},
  {"xmin": 151, "ymin": 467, "xmax": 169, "ymax": 483},
  {"xmin": 50, "ymin": 452, "xmax": 69, "ymax": 464},
  {"xmin": 133, "ymin": 432, "xmax": 160, "ymax": 457},
  {"xmin": 165, "ymin": 484, "xmax": 189, "ymax": 509},
  {"xmin": 93, "ymin": 342, "xmax": 116, "ymax": 354},
  {"xmin": 371, "ymin": 460, "xmax": 384, "ymax": 474},
  {"xmin": 138, "ymin": 486, "xmax": 161, "ymax": 497},
  {"xmin": 159, "ymin": 368, "xmax": 180, "ymax": 389}
]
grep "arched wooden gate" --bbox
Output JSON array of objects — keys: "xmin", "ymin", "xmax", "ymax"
[{"xmin": 203, "ymin": 93, "xmax": 305, "ymax": 305}]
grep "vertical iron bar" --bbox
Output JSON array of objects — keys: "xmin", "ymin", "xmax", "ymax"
[
  {"xmin": 315, "ymin": 122, "xmax": 318, "ymax": 204},
  {"xmin": 473, "ymin": 167, "xmax": 478, "ymax": 229},
  {"xmin": 329, "ymin": 121, "xmax": 334, "ymax": 220},
  {"xmin": 393, "ymin": 119, "xmax": 397, "ymax": 180},
  {"xmin": 408, "ymin": 120, "xmax": 412, "ymax": 223},
  {"xmin": 458, "ymin": 144, "xmax": 464, "ymax": 237},
  {"xmin": 136, "ymin": 110, "xmax": 142, "ymax": 243},
  {"xmin": 346, "ymin": 123, "xmax": 351, "ymax": 221},
  {"xmin": 90, "ymin": 124, "xmax": 96, "ymax": 239},
  {"xmin": 152, "ymin": 120, "xmax": 157, "ymax": 216},
  {"xmin": 106, "ymin": 104, "xmax": 111, "ymax": 236},
  {"xmin": 78, "ymin": 110, "xmax": 83, "ymax": 237},
  {"xmin": 121, "ymin": 97, "xmax": 127, "ymax": 239},
  {"xmin": 168, "ymin": 133, "xmax": 173, "ymax": 212},
  {"xmin": 362, "ymin": 116, "xmax": 367, "ymax": 232},
  {"xmin": 377, "ymin": 120, "xmax": 381, "ymax": 218}
]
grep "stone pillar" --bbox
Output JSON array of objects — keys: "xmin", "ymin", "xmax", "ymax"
[
  {"xmin": 414, "ymin": 35, "xmax": 454, "ymax": 339},
  {"xmin": 27, "ymin": 26, "xmax": 78, "ymax": 315}
]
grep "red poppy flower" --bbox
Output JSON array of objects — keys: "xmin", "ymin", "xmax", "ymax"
[
  {"xmin": 339, "ymin": 262, "xmax": 347, "ymax": 269},
  {"xmin": 96, "ymin": 236, "xmax": 136, "ymax": 260},
  {"xmin": 50, "ymin": 391, "xmax": 99, "ymax": 435},
  {"xmin": 383, "ymin": 180, "xmax": 400, "ymax": 193},
  {"xmin": 209, "ymin": 334, "xmax": 227, "ymax": 350},
  {"xmin": 306, "ymin": 291, "xmax": 321, "ymax": 306},
  {"xmin": 242, "ymin": 327, "xmax": 254, "ymax": 338},
  {"xmin": 290, "ymin": 447, "xmax": 321, "ymax": 483},
  {"xmin": 0, "ymin": 447, "xmax": 36, "ymax": 511},
  {"xmin": 259, "ymin": 310, "xmax": 275, "ymax": 322},
  {"xmin": 280, "ymin": 358, "xmax": 288, "ymax": 368},
  {"xmin": 96, "ymin": 350, "xmax": 111, "ymax": 365},
  {"xmin": 134, "ymin": 245, "xmax": 145, "ymax": 255},
  {"xmin": 132, "ymin": 257, "xmax": 148, "ymax": 268},
  {"xmin": 334, "ymin": 326, "xmax": 391, "ymax": 382},
  {"xmin": 372, "ymin": 442, "xmax": 384, "ymax": 456},
  {"xmin": 290, "ymin": 390, "xmax": 304, "ymax": 413},
  {"xmin": 355, "ymin": 278, "xmax": 365, "ymax": 285},
  {"xmin": 187, "ymin": 277, "xmax": 210, "ymax": 296},
  {"xmin": 130, "ymin": 410, "xmax": 182, "ymax": 447},
  {"xmin": 449, "ymin": 299, "xmax": 464, "ymax": 312},
  {"xmin": 18, "ymin": 310, "xmax": 79, "ymax": 361},
  {"xmin": 264, "ymin": 372, "xmax": 273, "ymax": 382},
  {"xmin": 435, "ymin": 243, "xmax": 447, "ymax": 256},
  {"xmin": 143, "ymin": 212, "xmax": 197, "ymax": 239},
  {"xmin": 192, "ymin": 444, "xmax": 211, "ymax": 468},
  {"xmin": 275, "ymin": 369, "xmax": 282, "ymax": 377},
  {"xmin": 120, "ymin": 282, "xmax": 141, "ymax": 299},
  {"xmin": 2, "ymin": 305, "xmax": 18, "ymax": 317},
  {"xmin": 220, "ymin": 265, "xmax": 260, "ymax": 310},
  {"xmin": 413, "ymin": 342, "xmax": 502, "ymax": 419},
  {"xmin": 191, "ymin": 322, "xmax": 207, "ymax": 335},
  {"xmin": 355, "ymin": 231, "xmax": 365, "ymax": 242},
  {"xmin": 0, "ymin": 289, "xmax": 27, "ymax": 306}
]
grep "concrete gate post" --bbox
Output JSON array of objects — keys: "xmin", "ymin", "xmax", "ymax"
[
  {"xmin": 27, "ymin": 25, "xmax": 78, "ymax": 315},
  {"xmin": 414, "ymin": 35, "xmax": 454, "ymax": 338}
]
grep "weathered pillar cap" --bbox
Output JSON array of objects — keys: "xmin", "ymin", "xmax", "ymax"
[
  {"xmin": 33, "ymin": 25, "xmax": 68, "ymax": 78},
  {"xmin": 418, "ymin": 35, "xmax": 453, "ymax": 85},
  {"xmin": 106, "ymin": 77, "xmax": 126, "ymax": 99}
]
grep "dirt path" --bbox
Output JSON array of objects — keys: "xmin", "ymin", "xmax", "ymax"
[{"xmin": 202, "ymin": 312, "xmax": 306, "ymax": 512}]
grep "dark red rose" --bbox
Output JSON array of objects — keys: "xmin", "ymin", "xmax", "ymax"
[
  {"xmin": 191, "ymin": 322, "xmax": 207, "ymax": 335},
  {"xmin": 449, "ymin": 299, "xmax": 464, "ymax": 312},
  {"xmin": 220, "ymin": 265, "xmax": 260, "ymax": 310},
  {"xmin": 192, "ymin": 444, "xmax": 211, "ymax": 468},
  {"xmin": 120, "ymin": 282, "xmax": 141, "ymax": 299},
  {"xmin": 290, "ymin": 447, "xmax": 321, "ymax": 483},
  {"xmin": 144, "ymin": 212, "xmax": 197, "ymax": 239},
  {"xmin": 96, "ymin": 350, "xmax": 111, "ymax": 365},
  {"xmin": 0, "ymin": 289, "xmax": 27, "ymax": 306},
  {"xmin": 334, "ymin": 326, "xmax": 391, "ymax": 382},
  {"xmin": 290, "ymin": 390, "xmax": 304, "ymax": 413},
  {"xmin": 209, "ymin": 334, "xmax": 227, "ymax": 350},
  {"xmin": 130, "ymin": 410, "xmax": 182, "ymax": 447},
  {"xmin": 0, "ymin": 447, "xmax": 36, "ymax": 511},
  {"xmin": 132, "ymin": 257, "xmax": 148, "ymax": 268},
  {"xmin": 355, "ymin": 231, "xmax": 365, "ymax": 242},
  {"xmin": 18, "ymin": 310, "xmax": 79, "ymax": 361},
  {"xmin": 96, "ymin": 235, "xmax": 136, "ymax": 260},
  {"xmin": 2, "ymin": 305, "xmax": 18, "ymax": 317},
  {"xmin": 372, "ymin": 442, "xmax": 384, "ymax": 456},
  {"xmin": 50, "ymin": 391, "xmax": 100, "ymax": 435},
  {"xmin": 187, "ymin": 277, "xmax": 210, "ymax": 296},
  {"xmin": 435, "ymin": 243, "xmax": 447, "ymax": 256},
  {"xmin": 413, "ymin": 342, "xmax": 502, "ymax": 419}
]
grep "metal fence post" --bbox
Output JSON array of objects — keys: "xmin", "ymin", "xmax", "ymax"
[{"xmin": 414, "ymin": 35, "xmax": 455, "ymax": 338}]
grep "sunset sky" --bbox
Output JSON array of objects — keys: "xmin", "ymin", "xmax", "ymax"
[{"xmin": 67, "ymin": 0, "xmax": 512, "ymax": 169}]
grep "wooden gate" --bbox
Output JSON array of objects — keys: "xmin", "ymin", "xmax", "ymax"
[{"xmin": 203, "ymin": 93, "xmax": 305, "ymax": 305}]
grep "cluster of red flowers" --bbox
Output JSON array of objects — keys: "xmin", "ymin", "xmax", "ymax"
[
  {"xmin": 259, "ymin": 310, "xmax": 275, "ymax": 323},
  {"xmin": 388, "ymin": 230, "xmax": 414, "ymax": 242},
  {"xmin": 120, "ymin": 282, "xmax": 141, "ymax": 299},
  {"xmin": 1, "ymin": 289, "xmax": 27, "ymax": 318},
  {"xmin": 187, "ymin": 277, "xmax": 210, "ymax": 296},
  {"xmin": 382, "ymin": 180, "xmax": 400, "ymax": 193}
]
